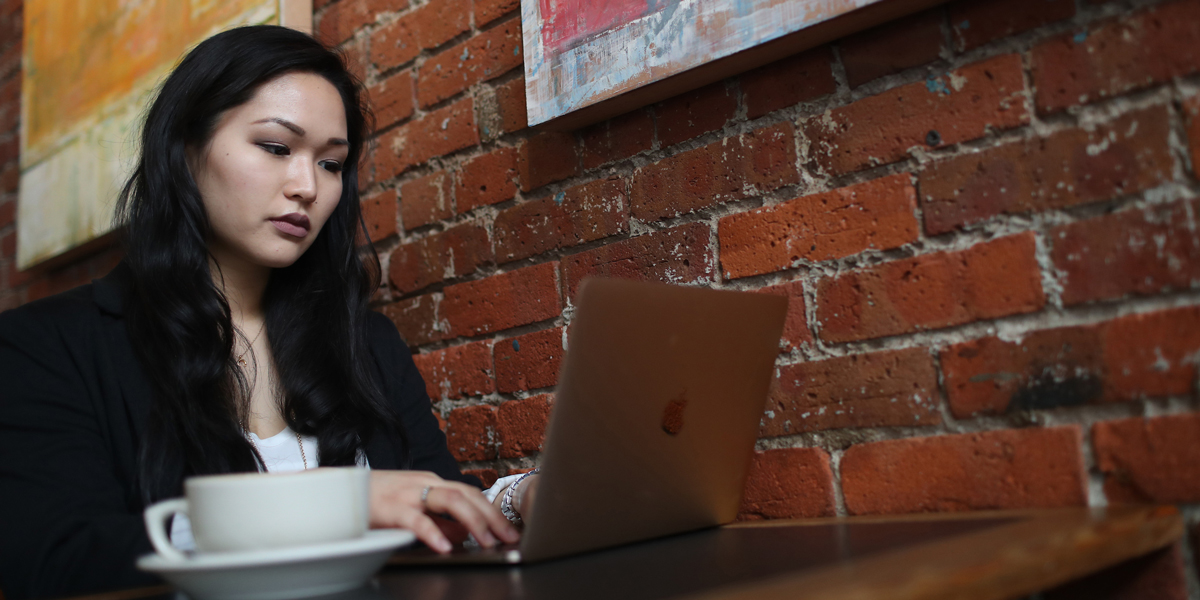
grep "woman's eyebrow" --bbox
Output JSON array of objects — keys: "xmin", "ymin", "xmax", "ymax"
[
  {"xmin": 253, "ymin": 117, "xmax": 306, "ymax": 136},
  {"xmin": 253, "ymin": 117, "xmax": 348, "ymax": 147}
]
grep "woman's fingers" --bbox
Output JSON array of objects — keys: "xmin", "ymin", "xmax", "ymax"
[
  {"xmin": 406, "ymin": 510, "xmax": 454, "ymax": 553},
  {"xmin": 425, "ymin": 484, "xmax": 520, "ymax": 546},
  {"xmin": 368, "ymin": 470, "xmax": 520, "ymax": 554}
]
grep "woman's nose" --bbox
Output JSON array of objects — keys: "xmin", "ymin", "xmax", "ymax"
[{"xmin": 284, "ymin": 160, "xmax": 318, "ymax": 201}]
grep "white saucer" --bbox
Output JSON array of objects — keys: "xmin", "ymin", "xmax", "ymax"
[{"xmin": 137, "ymin": 529, "xmax": 416, "ymax": 600}]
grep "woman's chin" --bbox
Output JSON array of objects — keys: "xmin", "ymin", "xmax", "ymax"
[{"xmin": 252, "ymin": 248, "xmax": 309, "ymax": 270}]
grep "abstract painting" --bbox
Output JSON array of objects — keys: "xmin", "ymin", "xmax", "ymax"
[
  {"xmin": 521, "ymin": 0, "xmax": 942, "ymax": 129},
  {"xmin": 18, "ymin": 0, "xmax": 309, "ymax": 269}
]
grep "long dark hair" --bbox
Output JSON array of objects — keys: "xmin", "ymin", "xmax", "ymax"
[{"xmin": 115, "ymin": 25, "xmax": 403, "ymax": 503}]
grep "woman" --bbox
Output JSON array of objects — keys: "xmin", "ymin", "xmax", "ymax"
[{"xmin": 0, "ymin": 26, "xmax": 532, "ymax": 598}]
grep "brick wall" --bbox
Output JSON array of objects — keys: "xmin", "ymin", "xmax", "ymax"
[{"xmin": 4, "ymin": 0, "xmax": 1200, "ymax": 594}]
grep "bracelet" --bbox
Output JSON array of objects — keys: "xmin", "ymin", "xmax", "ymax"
[{"xmin": 500, "ymin": 467, "xmax": 540, "ymax": 525}]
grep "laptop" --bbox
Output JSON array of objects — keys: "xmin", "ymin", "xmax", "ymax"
[{"xmin": 390, "ymin": 277, "xmax": 787, "ymax": 565}]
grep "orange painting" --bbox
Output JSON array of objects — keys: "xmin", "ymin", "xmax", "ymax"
[{"xmin": 19, "ymin": 0, "xmax": 307, "ymax": 269}]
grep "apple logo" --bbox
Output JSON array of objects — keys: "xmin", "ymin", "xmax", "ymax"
[{"xmin": 661, "ymin": 391, "xmax": 687, "ymax": 435}]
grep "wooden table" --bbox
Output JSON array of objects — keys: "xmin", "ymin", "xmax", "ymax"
[{"xmin": 70, "ymin": 505, "xmax": 1181, "ymax": 600}]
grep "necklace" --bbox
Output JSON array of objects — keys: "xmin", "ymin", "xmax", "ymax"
[
  {"xmin": 247, "ymin": 429, "xmax": 309, "ymax": 471},
  {"xmin": 236, "ymin": 323, "xmax": 267, "ymax": 368}
]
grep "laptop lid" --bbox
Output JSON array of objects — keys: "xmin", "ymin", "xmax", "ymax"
[{"xmin": 517, "ymin": 278, "xmax": 787, "ymax": 562}]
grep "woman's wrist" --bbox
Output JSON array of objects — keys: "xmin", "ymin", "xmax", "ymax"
[{"xmin": 500, "ymin": 468, "xmax": 540, "ymax": 525}]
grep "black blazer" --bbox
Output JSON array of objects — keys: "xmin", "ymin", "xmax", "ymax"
[{"xmin": 0, "ymin": 264, "xmax": 476, "ymax": 599}]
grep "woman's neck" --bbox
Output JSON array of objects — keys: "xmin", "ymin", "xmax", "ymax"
[{"xmin": 208, "ymin": 250, "xmax": 269, "ymax": 325}]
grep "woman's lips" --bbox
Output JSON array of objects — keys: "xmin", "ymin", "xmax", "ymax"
[{"xmin": 270, "ymin": 213, "xmax": 310, "ymax": 237}]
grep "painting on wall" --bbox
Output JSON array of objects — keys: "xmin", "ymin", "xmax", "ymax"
[
  {"xmin": 521, "ymin": 0, "xmax": 944, "ymax": 129},
  {"xmin": 18, "ymin": 0, "xmax": 311, "ymax": 270}
]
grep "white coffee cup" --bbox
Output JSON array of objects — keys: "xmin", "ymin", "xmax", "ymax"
[{"xmin": 143, "ymin": 467, "xmax": 370, "ymax": 560}]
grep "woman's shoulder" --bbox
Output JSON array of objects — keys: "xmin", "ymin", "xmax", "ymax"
[
  {"xmin": 0, "ymin": 265, "xmax": 125, "ymax": 344},
  {"xmin": 0, "ymin": 284, "xmax": 103, "ymax": 339},
  {"xmin": 364, "ymin": 310, "xmax": 413, "ymax": 357}
]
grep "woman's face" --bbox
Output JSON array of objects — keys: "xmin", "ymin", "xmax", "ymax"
[{"xmin": 191, "ymin": 72, "xmax": 349, "ymax": 271}]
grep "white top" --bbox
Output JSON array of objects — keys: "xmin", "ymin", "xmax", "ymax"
[{"xmin": 168, "ymin": 428, "xmax": 519, "ymax": 550}]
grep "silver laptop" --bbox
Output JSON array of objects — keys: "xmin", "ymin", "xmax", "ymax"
[{"xmin": 391, "ymin": 277, "xmax": 787, "ymax": 565}]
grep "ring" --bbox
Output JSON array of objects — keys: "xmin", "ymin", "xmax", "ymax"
[{"xmin": 420, "ymin": 485, "xmax": 433, "ymax": 509}]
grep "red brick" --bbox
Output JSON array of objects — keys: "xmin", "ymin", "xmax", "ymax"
[
  {"xmin": 1, "ymin": 230, "xmax": 14, "ymax": 259},
  {"xmin": 496, "ymin": 394, "xmax": 553, "ymax": 458},
  {"xmin": 475, "ymin": 0, "xmax": 519, "ymax": 26},
  {"xmin": 494, "ymin": 177, "xmax": 628, "ymax": 264},
  {"xmin": 719, "ymin": 174, "xmax": 919, "ymax": 280},
  {"xmin": 0, "ymin": 161, "xmax": 17, "ymax": 195},
  {"xmin": 0, "ymin": 9, "xmax": 18, "ymax": 61},
  {"xmin": 0, "ymin": 40, "xmax": 18, "ymax": 82},
  {"xmin": 762, "ymin": 348, "xmax": 940, "ymax": 436},
  {"xmin": 1185, "ymin": 95, "xmax": 1200, "ymax": 176},
  {"xmin": 316, "ymin": 0, "xmax": 391, "ymax": 45},
  {"xmin": 494, "ymin": 328, "xmax": 563, "ymax": 393},
  {"xmin": 941, "ymin": 308, "xmax": 1200, "ymax": 417},
  {"xmin": 417, "ymin": 20, "xmax": 522, "ymax": 108},
  {"xmin": 370, "ymin": 15, "xmax": 419, "ymax": 70},
  {"xmin": 370, "ymin": 0, "xmax": 470, "ymax": 70},
  {"xmin": 0, "ymin": 201, "xmax": 14, "ymax": 230},
  {"xmin": 1105, "ymin": 306, "xmax": 1200, "ymax": 400},
  {"xmin": 563, "ymin": 223, "xmax": 715, "ymax": 301},
  {"xmin": 840, "ymin": 11, "xmax": 943, "ymax": 88},
  {"xmin": 463, "ymin": 468, "xmax": 499, "ymax": 488},
  {"xmin": 757, "ymin": 281, "xmax": 811, "ymax": 352},
  {"xmin": 399, "ymin": 170, "xmax": 454, "ymax": 230},
  {"xmin": 368, "ymin": 70, "xmax": 415, "ymax": 132},
  {"xmin": 0, "ymin": 84, "xmax": 17, "ymax": 141},
  {"xmin": 842, "ymin": 426, "xmax": 1088, "ymax": 515},
  {"xmin": 388, "ymin": 222, "xmax": 491, "ymax": 294},
  {"xmin": 949, "ymin": 0, "xmax": 1075, "ymax": 52},
  {"xmin": 413, "ymin": 340, "xmax": 495, "ymax": 400},
  {"xmin": 379, "ymin": 293, "xmax": 443, "ymax": 347},
  {"xmin": 942, "ymin": 325, "xmax": 1106, "ymax": 418},
  {"xmin": 632, "ymin": 123, "xmax": 798, "ymax": 222},
  {"xmin": 455, "ymin": 147, "xmax": 518, "ymax": 213},
  {"xmin": 441, "ymin": 262, "xmax": 562, "ymax": 337},
  {"xmin": 655, "ymin": 82, "xmax": 736, "ymax": 147},
  {"xmin": 803, "ymin": 54, "xmax": 1028, "ymax": 176},
  {"xmin": 444, "ymin": 404, "xmax": 497, "ymax": 461},
  {"xmin": 580, "ymin": 109, "xmax": 654, "ymax": 169},
  {"xmin": 8, "ymin": 260, "xmax": 32, "ymax": 289},
  {"xmin": 737, "ymin": 448, "xmax": 836, "ymax": 520},
  {"xmin": 1052, "ymin": 198, "xmax": 1200, "ymax": 306},
  {"xmin": 0, "ymin": 136, "xmax": 17, "ymax": 167},
  {"xmin": 518, "ymin": 131, "xmax": 578, "ymax": 192},
  {"xmin": 741, "ymin": 47, "xmax": 836, "ymax": 119},
  {"xmin": 361, "ymin": 189, "xmax": 397, "ymax": 243},
  {"xmin": 25, "ymin": 277, "xmax": 51, "ymax": 303},
  {"xmin": 920, "ymin": 107, "xmax": 1174, "ymax": 235},
  {"xmin": 1032, "ymin": 0, "xmax": 1200, "ymax": 114},
  {"xmin": 494, "ymin": 78, "xmax": 528, "ymax": 134},
  {"xmin": 1094, "ymin": 414, "xmax": 1200, "ymax": 504},
  {"xmin": 817, "ymin": 233, "xmax": 1044, "ymax": 343},
  {"xmin": 375, "ymin": 98, "xmax": 478, "ymax": 179},
  {"xmin": 1045, "ymin": 544, "xmax": 1187, "ymax": 600}
]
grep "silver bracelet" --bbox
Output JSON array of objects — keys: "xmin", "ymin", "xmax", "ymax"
[{"xmin": 500, "ymin": 467, "xmax": 540, "ymax": 525}]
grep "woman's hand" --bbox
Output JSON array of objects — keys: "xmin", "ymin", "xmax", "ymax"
[{"xmin": 369, "ymin": 470, "xmax": 520, "ymax": 554}]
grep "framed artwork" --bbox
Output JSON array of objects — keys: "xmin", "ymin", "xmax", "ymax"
[
  {"xmin": 17, "ymin": 0, "xmax": 311, "ymax": 270},
  {"xmin": 522, "ymin": 0, "xmax": 946, "ymax": 130}
]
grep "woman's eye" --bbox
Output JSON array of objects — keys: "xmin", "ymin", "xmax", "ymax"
[
  {"xmin": 321, "ymin": 160, "xmax": 343, "ymax": 173},
  {"xmin": 258, "ymin": 143, "xmax": 289, "ymax": 156}
]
